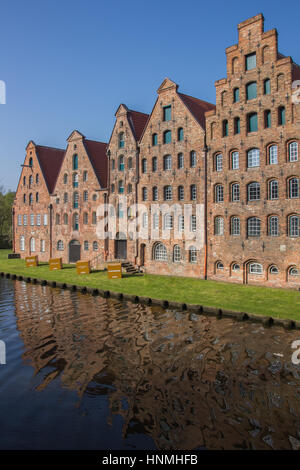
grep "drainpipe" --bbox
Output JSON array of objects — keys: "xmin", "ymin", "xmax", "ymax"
[
  {"xmin": 135, "ymin": 146, "xmax": 140, "ymax": 266},
  {"xmin": 12, "ymin": 207, "xmax": 15, "ymax": 253},
  {"xmin": 49, "ymin": 204, "xmax": 53, "ymax": 259},
  {"xmin": 203, "ymin": 143, "xmax": 209, "ymax": 280}
]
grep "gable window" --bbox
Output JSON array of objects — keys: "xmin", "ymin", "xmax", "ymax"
[
  {"xmin": 248, "ymin": 217, "xmax": 261, "ymax": 237},
  {"xmin": 29, "ymin": 157, "xmax": 33, "ymax": 167},
  {"xmin": 118, "ymin": 155, "xmax": 124, "ymax": 171},
  {"xmin": 163, "ymin": 105, "xmax": 172, "ymax": 122},
  {"xmin": 248, "ymin": 182, "xmax": 260, "ymax": 201},
  {"xmin": 118, "ymin": 132, "xmax": 124, "ymax": 148},
  {"xmin": 152, "ymin": 133, "xmax": 158, "ymax": 146},
  {"xmin": 36, "ymin": 174, "xmax": 39, "ymax": 184},
  {"xmin": 233, "ymin": 88, "xmax": 239, "ymax": 103},
  {"xmin": 231, "ymin": 216, "xmax": 240, "ymax": 236},
  {"xmin": 246, "ymin": 82, "xmax": 257, "ymax": 100},
  {"xmin": 247, "ymin": 113, "xmax": 258, "ymax": 133},
  {"xmin": 269, "ymin": 145, "xmax": 278, "ymax": 164},
  {"xmin": 247, "ymin": 148, "xmax": 260, "ymax": 168},
  {"xmin": 231, "ymin": 151, "xmax": 239, "ymax": 170},
  {"xmin": 73, "ymin": 154, "xmax": 78, "ymax": 170},
  {"xmin": 36, "ymin": 193, "xmax": 39, "ymax": 203},
  {"xmin": 73, "ymin": 192, "xmax": 79, "ymax": 209},
  {"xmin": 83, "ymin": 190, "xmax": 88, "ymax": 202},
  {"xmin": 118, "ymin": 180, "xmax": 124, "ymax": 194},
  {"xmin": 289, "ymin": 142, "xmax": 298, "ymax": 162},
  {"xmin": 177, "ymin": 127, "xmax": 184, "ymax": 141},
  {"xmin": 234, "ymin": 117, "xmax": 240, "ymax": 134},
  {"xmin": 215, "ymin": 154, "xmax": 223, "ymax": 171},
  {"xmin": 152, "ymin": 157, "xmax": 157, "ymax": 172},
  {"xmin": 163, "ymin": 130, "xmax": 172, "ymax": 144},
  {"xmin": 163, "ymin": 154, "xmax": 172, "ymax": 170},
  {"xmin": 23, "ymin": 194, "xmax": 26, "ymax": 204},
  {"xmin": 178, "ymin": 153, "xmax": 184, "ymax": 169},
  {"xmin": 190, "ymin": 151, "xmax": 196, "ymax": 168},
  {"xmin": 264, "ymin": 78, "xmax": 271, "ymax": 95},
  {"xmin": 73, "ymin": 173, "xmax": 78, "ymax": 188},
  {"xmin": 245, "ymin": 52, "xmax": 256, "ymax": 71},
  {"xmin": 278, "ymin": 106, "xmax": 286, "ymax": 126},
  {"xmin": 111, "ymin": 159, "xmax": 115, "ymax": 170},
  {"xmin": 265, "ymin": 110, "xmax": 271, "ymax": 128},
  {"xmin": 83, "ymin": 171, "xmax": 88, "ymax": 182}
]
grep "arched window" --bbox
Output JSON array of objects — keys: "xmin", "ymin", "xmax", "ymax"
[
  {"xmin": 164, "ymin": 185, "xmax": 172, "ymax": 201},
  {"xmin": 215, "ymin": 153, "xmax": 223, "ymax": 171},
  {"xmin": 269, "ymin": 265, "xmax": 279, "ymax": 274},
  {"xmin": 163, "ymin": 130, "xmax": 172, "ymax": 144},
  {"xmin": 152, "ymin": 157, "xmax": 157, "ymax": 172},
  {"xmin": 23, "ymin": 194, "xmax": 26, "ymax": 204},
  {"xmin": 269, "ymin": 180, "xmax": 279, "ymax": 200},
  {"xmin": 231, "ymin": 151, "xmax": 239, "ymax": 170},
  {"xmin": 190, "ymin": 151, "xmax": 196, "ymax": 168},
  {"xmin": 247, "ymin": 113, "xmax": 258, "ymax": 133},
  {"xmin": 30, "ymin": 238, "xmax": 35, "ymax": 252},
  {"xmin": 269, "ymin": 145, "xmax": 278, "ymax": 164},
  {"xmin": 29, "ymin": 175, "xmax": 33, "ymax": 188},
  {"xmin": 288, "ymin": 177, "xmax": 299, "ymax": 198},
  {"xmin": 173, "ymin": 245, "xmax": 181, "ymax": 262},
  {"xmin": 233, "ymin": 88, "xmax": 239, "ymax": 103},
  {"xmin": 73, "ymin": 213, "xmax": 79, "ymax": 231},
  {"xmin": 152, "ymin": 186, "xmax": 158, "ymax": 201},
  {"xmin": 142, "ymin": 187, "xmax": 148, "ymax": 201},
  {"xmin": 64, "ymin": 173, "xmax": 68, "ymax": 184},
  {"xmin": 278, "ymin": 106, "xmax": 286, "ymax": 126},
  {"xmin": 190, "ymin": 185, "xmax": 196, "ymax": 201},
  {"xmin": 92, "ymin": 212, "xmax": 97, "ymax": 224},
  {"xmin": 73, "ymin": 154, "xmax": 78, "ymax": 170},
  {"xmin": 118, "ymin": 180, "xmax": 124, "ymax": 194},
  {"xmin": 216, "ymin": 261, "xmax": 224, "ymax": 270},
  {"xmin": 178, "ymin": 186, "xmax": 184, "ymax": 201},
  {"xmin": 57, "ymin": 240, "xmax": 64, "ymax": 251},
  {"xmin": 177, "ymin": 128, "xmax": 184, "ymax": 141},
  {"xmin": 29, "ymin": 157, "xmax": 33, "ymax": 167},
  {"xmin": 232, "ymin": 263, "xmax": 240, "ymax": 272},
  {"xmin": 93, "ymin": 241, "xmax": 98, "ymax": 251},
  {"xmin": 63, "ymin": 213, "xmax": 68, "ymax": 225},
  {"xmin": 234, "ymin": 117, "xmax": 240, "ymax": 134},
  {"xmin": 264, "ymin": 78, "xmax": 271, "ymax": 95},
  {"xmin": 249, "ymin": 263, "xmax": 263, "ymax": 274},
  {"xmin": 231, "ymin": 183, "xmax": 240, "ymax": 202},
  {"xmin": 231, "ymin": 216, "xmax": 240, "ymax": 236},
  {"xmin": 289, "ymin": 142, "xmax": 298, "ymax": 162},
  {"xmin": 83, "ymin": 212, "xmax": 88, "ymax": 224},
  {"xmin": 177, "ymin": 153, "xmax": 184, "ymax": 169},
  {"xmin": 214, "ymin": 216, "xmax": 224, "ymax": 235},
  {"xmin": 152, "ymin": 133, "xmax": 158, "ymax": 146},
  {"xmin": 29, "ymin": 193, "xmax": 33, "ymax": 205},
  {"xmin": 64, "ymin": 193, "xmax": 68, "ymax": 203},
  {"xmin": 20, "ymin": 236, "xmax": 25, "ymax": 251},
  {"xmin": 246, "ymin": 82, "xmax": 257, "ymax": 100},
  {"xmin": 118, "ymin": 132, "xmax": 124, "ymax": 148},
  {"xmin": 154, "ymin": 243, "xmax": 167, "ymax": 261},
  {"xmin": 247, "ymin": 148, "xmax": 260, "ymax": 168},
  {"xmin": 264, "ymin": 110, "xmax": 271, "ymax": 128},
  {"xmin": 248, "ymin": 182, "xmax": 260, "ymax": 201},
  {"xmin": 289, "ymin": 267, "xmax": 299, "ymax": 277},
  {"xmin": 142, "ymin": 158, "xmax": 147, "ymax": 173},
  {"xmin": 248, "ymin": 217, "xmax": 261, "ymax": 237},
  {"xmin": 163, "ymin": 154, "xmax": 172, "ymax": 170},
  {"xmin": 73, "ymin": 173, "xmax": 78, "ymax": 188},
  {"xmin": 221, "ymin": 91, "xmax": 227, "ymax": 106},
  {"xmin": 269, "ymin": 216, "xmax": 279, "ymax": 236},
  {"xmin": 73, "ymin": 192, "xmax": 79, "ymax": 208},
  {"xmin": 118, "ymin": 155, "xmax": 124, "ymax": 171},
  {"xmin": 189, "ymin": 246, "xmax": 197, "ymax": 263},
  {"xmin": 23, "ymin": 176, "xmax": 26, "ymax": 186},
  {"xmin": 289, "ymin": 215, "xmax": 299, "ymax": 237},
  {"xmin": 215, "ymin": 184, "xmax": 224, "ymax": 203}
]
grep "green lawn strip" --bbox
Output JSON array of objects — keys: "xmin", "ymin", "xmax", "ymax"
[{"xmin": 0, "ymin": 249, "xmax": 299, "ymax": 320}]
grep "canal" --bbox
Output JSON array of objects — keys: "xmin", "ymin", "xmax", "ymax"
[{"xmin": 0, "ymin": 277, "xmax": 300, "ymax": 450}]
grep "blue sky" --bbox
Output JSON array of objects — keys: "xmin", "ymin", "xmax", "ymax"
[{"xmin": 1, "ymin": 0, "xmax": 299, "ymax": 191}]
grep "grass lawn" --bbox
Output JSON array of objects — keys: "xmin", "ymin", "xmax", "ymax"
[{"xmin": 0, "ymin": 249, "xmax": 300, "ymax": 320}]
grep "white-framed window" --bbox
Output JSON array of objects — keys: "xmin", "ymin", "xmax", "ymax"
[
  {"xmin": 173, "ymin": 245, "xmax": 181, "ymax": 262},
  {"xmin": 214, "ymin": 216, "xmax": 224, "ymax": 235},
  {"xmin": 216, "ymin": 261, "xmax": 224, "ymax": 270},
  {"xmin": 247, "ymin": 148, "xmax": 260, "ymax": 168},
  {"xmin": 57, "ymin": 240, "xmax": 64, "ymax": 251},
  {"xmin": 269, "ymin": 145, "xmax": 278, "ymax": 164},
  {"xmin": 164, "ymin": 214, "xmax": 173, "ymax": 229},
  {"xmin": 249, "ymin": 263, "xmax": 263, "ymax": 274},
  {"xmin": 142, "ymin": 212, "xmax": 148, "ymax": 228},
  {"xmin": 164, "ymin": 186, "xmax": 172, "ymax": 201},
  {"xmin": 289, "ymin": 142, "xmax": 298, "ymax": 162},
  {"xmin": 154, "ymin": 243, "xmax": 167, "ymax": 261},
  {"xmin": 232, "ymin": 263, "xmax": 240, "ymax": 272},
  {"xmin": 43, "ymin": 214, "xmax": 48, "ymax": 226},
  {"xmin": 269, "ymin": 265, "xmax": 279, "ymax": 274},
  {"xmin": 93, "ymin": 241, "xmax": 98, "ymax": 251},
  {"xmin": 30, "ymin": 238, "xmax": 35, "ymax": 252},
  {"xmin": 231, "ymin": 183, "xmax": 240, "ymax": 202},
  {"xmin": 23, "ymin": 215, "xmax": 27, "ymax": 226},
  {"xmin": 163, "ymin": 155, "xmax": 172, "ymax": 171},
  {"xmin": 231, "ymin": 216, "xmax": 240, "ymax": 236},
  {"xmin": 178, "ymin": 186, "xmax": 184, "ymax": 201},
  {"xmin": 189, "ymin": 246, "xmax": 197, "ymax": 263},
  {"xmin": 269, "ymin": 180, "xmax": 279, "ymax": 200},
  {"xmin": 18, "ymin": 215, "xmax": 22, "ymax": 226},
  {"xmin": 84, "ymin": 241, "xmax": 89, "ymax": 251},
  {"xmin": 30, "ymin": 214, "xmax": 34, "ymax": 226},
  {"xmin": 248, "ymin": 182, "xmax": 260, "ymax": 201},
  {"xmin": 289, "ymin": 267, "xmax": 299, "ymax": 276},
  {"xmin": 190, "ymin": 151, "xmax": 196, "ymax": 168},
  {"xmin": 190, "ymin": 185, "xmax": 197, "ymax": 201},
  {"xmin": 289, "ymin": 215, "xmax": 299, "ymax": 237},
  {"xmin": 248, "ymin": 217, "xmax": 261, "ymax": 237},
  {"xmin": 178, "ymin": 215, "xmax": 184, "ymax": 231},
  {"xmin": 289, "ymin": 178, "xmax": 299, "ymax": 198},
  {"xmin": 40, "ymin": 239, "xmax": 45, "ymax": 253},
  {"xmin": 269, "ymin": 216, "xmax": 279, "ymax": 236},
  {"xmin": 190, "ymin": 215, "xmax": 197, "ymax": 232},
  {"xmin": 20, "ymin": 236, "xmax": 25, "ymax": 251},
  {"xmin": 231, "ymin": 151, "xmax": 239, "ymax": 170},
  {"xmin": 153, "ymin": 213, "xmax": 159, "ymax": 229},
  {"xmin": 215, "ymin": 185, "xmax": 224, "ymax": 203},
  {"xmin": 216, "ymin": 154, "xmax": 223, "ymax": 171},
  {"xmin": 36, "ymin": 214, "xmax": 41, "ymax": 226}
]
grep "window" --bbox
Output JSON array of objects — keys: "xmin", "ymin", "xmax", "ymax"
[
  {"xmin": 248, "ymin": 217, "xmax": 261, "ymax": 237},
  {"xmin": 36, "ymin": 214, "xmax": 41, "ymax": 226},
  {"xmin": 142, "ymin": 158, "xmax": 147, "ymax": 173},
  {"xmin": 36, "ymin": 174, "xmax": 39, "ymax": 184},
  {"xmin": 178, "ymin": 186, "xmax": 184, "ymax": 201},
  {"xmin": 215, "ymin": 184, "xmax": 224, "ymax": 203},
  {"xmin": 163, "ymin": 154, "xmax": 172, "ymax": 170},
  {"xmin": 83, "ymin": 171, "xmax": 88, "ymax": 182},
  {"xmin": 142, "ymin": 212, "xmax": 148, "ymax": 228},
  {"xmin": 64, "ymin": 214, "xmax": 68, "ymax": 225},
  {"xmin": 163, "ymin": 105, "xmax": 172, "ymax": 121},
  {"xmin": 23, "ymin": 194, "xmax": 26, "ymax": 204},
  {"xmin": 55, "ymin": 214, "xmax": 60, "ymax": 225},
  {"xmin": 178, "ymin": 215, "xmax": 184, "ymax": 231},
  {"xmin": 92, "ymin": 212, "xmax": 97, "ymax": 224},
  {"xmin": 142, "ymin": 187, "xmax": 148, "ymax": 201},
  {"xmin": 248, "ymin": 182, "xmax": 260, "ymax": 201},
  {"xmin": 83, "ymin": 212, "xmax": 88, "ymax": 224},
  {"xmin": 231, "ymin": 151, "xmax": 239, "ymax": 170},
  {"xmin": 119, "ymin": 132, "xmax": 124, "ymax": 148},
  {"xmin": 29, "ymin": 193, "xmax": 33, "ymax": 205},
  {"xmin": 20, "ymin": 236, "xmax": 25, "ymax": 251},
  {"xmin": 269, "ymin": 180, "xmax": 279, "ymax": 200},
  {"xmin": 233, "ymin": 88, "xmax": 239, "ymax": 103},
  {"xmin": 63, "ymin": 173, "xmax": 68, "ymax": 184},
  {"xmin": 269, "ymin": 265, "xmax": 279, "ymax": 274},
  {"xmin": 84, "ymin": 241, "xmax": 89, "ymax": 251},
  {"xmin": 29, "ymin": 175, "xmax": 33, "ymax": 188},
  {"xmin": 73, "ymin": 173, "xmax": 78, "ymax": 188},
  {"xmin": 190, "ymin": 215, "xmax": 196, "ymax": 232},
  {"xmin": 64, "ymin": 193, "xmax": 68, "ymax": 203},
  {"xmin": 289, "ymin": 142, "xmax": 298, "ymax": 162},
  {"xmin": 215, "ymin": 154, "xmax": 223, "ymax": 171},
  {"xmin": 128, "ymin": 183, "xmax": 132, "ymax": 193},
  {"xmin": 43, "ymin": 214, "xmax": 48, "ymax": 226},
  {"xmin": 178, "ymin": 153, "xmax": 184, "ymax": 169},
  {"xmin": 36, "ymin": 193, "xmax": 39, "ymax": 203},
  {"xmin": 265, "ymin": 110, "xmax": 271, "ymax": 129},
  {"xmin": 118, "ymin": 155, "xmax": 124, "ymax": 171},
  {"xmin": 249, "ymin": 263, "xmax": 263, "ymax": 274},
  {"xmin": 289, "ymin": 178, "xmax": 299, "ymax": 198},
  {"xmin": 246, "ymin": 52, "xmax": 256, "ymax": 71},
  {"xmin": 264, "ymin": 78, "xmax": 271, "ymax": 95},
  {"xmin": 57, "ymin": 240, "xmax": 64, "ymax": 251},
  {"xmin": 289, "ymin": 215, "xmax": 299, "ymax": 237},
  {"xmin": 163, "ymin": 130, "xmax": 172, "ymax": 144},
  {"xmin": 248, "ymin": 113, "xmax": 258, "ymax": 133},
  {"xmin": 234, "ymin": 117, "xmax": 240, "ymax": 134},
  {"xmin": 93, "ymin": 241, "xmax": 98, "ymax": 251},
  {"xmin": 152, "ymin": 133, "xmax": 158, "ymax": 146},
  {"xmin": 152, "ymin": 186, "xmax": 158, "ymax": 201},
  {"xmin": 231, "ymin": 183, "xmax": 240, "ymax": 202},
  {"xmin": 231, "ymin": 217, "xmax": 240, "ymax": 236},
  {"xmin": 246, "ymin": 82, "xmax": 257, "ymax": 100},
  {"xmin": 18, "ymin": 215, "xmax": 22, "ymax": 226},
  {"xmin": 41, "ymin": 240, "xmax": 45, "ymax": 253},
  {"xmin": 153, "ymin": 213, "xmax": 159, "ymax": 229},
  {"xmin": 30, "ymin": 238, "xmax": 35, "ymax": 253},
  {"xmin": 128, "ymin": 157, "xmax": 133, "ymax": 169},
  {"xmin": 118, "ymin": 180, "xmax": 124, "ymax": 194},
  {"xmin": 23, "ymin": 176, "xmax": 26, "ymax": 186},
  {"xmin": 23, "ymin": 215, "xmax": 27, "ymax": 226},
  {"xmin": 232, "ymin": 263, "xmax": 240, "ymax": 272},
  {"xmin": 278, "ymin": 106, "xmax": 286, "ymax": 126},
  {"xmin": 216, "ymin": 261, "xmax": 224, "ymax": 270},
  {"xmin": 173, "ymin": 245, "xmax": 181, "ymax": 262},
  {"xmin": 190, "ymin": 184, "xmax": 197, "ymax": 201},
  {"xmin": 214, "ymin": 216, "xmax": 224, "ymax": 235},
  {"xmin": 223, "ymin": 120, "xmax": 228, "ymax": 137},
  {"xmin": 164, "ymin": 186, "xmax": 172, "ymax": 201},
  {"xmin": 189, "ymin": 246, "xmax": 197, "ymax": 263},
  {"xmin": 247, "ymin": 148, "xmax": 260, "ymax": 168},
  {"xmin": 30, "ymin": 214, "xmax": 34, "ymax": 226},
  {"xmin": 154, "ymin": 243, "xmax": 167, "ymax": 261},
  {"xmin": 83, "ymin": 190, "xmax": 88, "ymax": 202},
  {"xmin": 268, "ymin": 145, "xmax": 278, "ymax": 164},
  {"xmin": 289, "ymin": 267, "xmax": 299, "ymax": 276},
  {"xmin": 164, "ymin": 214, "xmax": 173, "ymax": 229},
  {"xmin": 152, "ymin": 157, "xmax": 157, "ymax": 172},
  {"xmin": 177, "ymin": 128, "xmax": 184, "ymax": 141},
  {"xmin": 111, "ymin": 159, "xmax": 115, "ymax": 170},
  {"xmin": 73, "ymin": 192, "xmax": 79, "ymax": 208},
  {"xmin": 269, "ymin": 216, "xmax": 279, "ymax": 236},
  {"xmin": 73, "ymin": 154, "xmax": 78, "ymax": 170},
  {"xmin": 190, "ymin": 151, "xmax": 196, "ymax": 168},
  {"xmin": 73, "ymin": 213, "xmax": 79, "ymax": 231},
  {"xmin": 111, "ymin": 184, "xmax": 115, "ymax": 193},
  {"xmin": 29, "ymin": 157, "xmax": 33, "ymax": 167}
]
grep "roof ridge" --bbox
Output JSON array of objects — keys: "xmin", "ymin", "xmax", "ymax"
[
  {"xmin": 36, "ymin": 144, "xmax": 65, "ymax": 152},
  {"xmin": 178, "ymin": 92, "xmax": 215, "ymax": 106},
  {"xmin": 84, "ymin": 138, "xmax": 108, "ymax": 145}
]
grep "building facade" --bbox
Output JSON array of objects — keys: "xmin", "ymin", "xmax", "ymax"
[{"xmin": 12, "ymin": 13, "xmax": 300, "ymax": 288}]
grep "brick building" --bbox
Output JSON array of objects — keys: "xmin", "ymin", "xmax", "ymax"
[
  {"xmin": 12, "ymin": 13, "xmax": 300, "ymax": 289},
  {"xmin": 205, "ymin": 13, "xmax": 300, "ymax": 288}
]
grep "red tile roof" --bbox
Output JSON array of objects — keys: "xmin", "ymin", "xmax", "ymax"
[
  {"xmin": 292, "ymin": 63, "xmax": 300, "ymax": 82},
  {"xmin": 128, "ymin": 110, "xmax": 149, "ymax": 140},
  {"xmin": 35, "ymin": 145, "xmax": 65, "ymax": 194},
  {"xmin": 178, "ymin": 93, "xmax": 216, "ymax": 128},
  {"xmin": 84, "ymin": 140, "xmax": 108, "ymax": 188}
]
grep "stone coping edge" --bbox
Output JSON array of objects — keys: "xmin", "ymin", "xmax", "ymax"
[{"xmin": 0, "ymin": 271, "xmax": 298, "ymax": 331}]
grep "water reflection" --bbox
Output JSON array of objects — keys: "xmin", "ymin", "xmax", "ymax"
[{"xmin": 2, "ymin": 278, "xmax": 300, "ymax": 449}]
